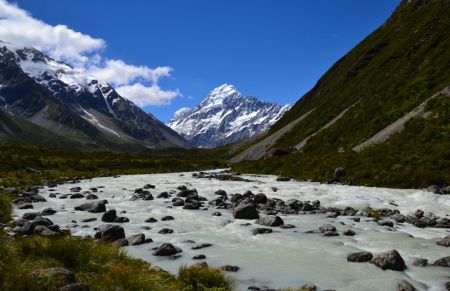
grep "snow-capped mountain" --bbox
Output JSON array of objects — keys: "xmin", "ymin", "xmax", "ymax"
[
  {"xmin": 168, "ymin": 84, "xmax": 291, "ymax": 148},
  {"xmin": 0, "ymin": 41, "xmax": 190, "ymax": 150}
]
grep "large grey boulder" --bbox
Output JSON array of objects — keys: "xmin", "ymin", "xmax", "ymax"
[
  {"xmin": 371, "ymin": 249, "xmax": 406, "ymax": 271},
  {"xmin": 233, "ymin": 200, "xmax": 259, "ymax": 219},
  {"xmin": 94, "ymin": 224, "xmax": 125, "ymax": 242},
  {"xmin": 75, "ymin": 200, "xmax": 107, "ymax": 213},
  {"xmin": 347, "ymin": 251, "xmax": 373, "ymax": 262},
  {"xmin": 101, "ymin": 210, "xmax": 117, "ymax": 222},
  {"xmin": 433, "ymin": 256, "xmax": 450, "ymax": 267},
  {"xmin": 152, "ymin": 243, "xmax": 182, "ymax": 256},
  {"xmin": 256, "ymin": 215, "xmax": 284, "ymax": 227}
]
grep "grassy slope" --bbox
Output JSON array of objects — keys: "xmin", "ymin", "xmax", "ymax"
[{"xmin": 233, "ymin": 0, "xmax": 450, "ymax": 188}]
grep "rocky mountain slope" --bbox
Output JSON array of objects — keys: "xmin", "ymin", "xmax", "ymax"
[
  {"xmin": 0, "ymin": 41, "xmax": 190, "ymax": 151},
  {"xmin": 232, "ymin": 0, "xmax": 450, "ymax": 188},
  {"xmin": 168, "ymin": 84, "xmax": 291, "ymax": 148}
]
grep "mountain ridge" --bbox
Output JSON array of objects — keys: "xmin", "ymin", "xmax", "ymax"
[
  {"xmin": 231, "ymin": 0, "xmax": 450, "ymax": 188},
  {"xmin": 0, "ymin": 41, "xmax": 190, "ymax": 151},
  {"xmin": 168, "ymin": 84, "xmax": 291, "ymax": 148}
]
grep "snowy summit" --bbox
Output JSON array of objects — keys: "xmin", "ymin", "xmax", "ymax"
[{"xmin": 168, "ymin": 84, "xmax": 291, "ymax": 148}]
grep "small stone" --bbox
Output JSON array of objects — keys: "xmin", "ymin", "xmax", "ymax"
[
  {"xmin": 158, "ymin": 228, "xmax": 174, "ymax": 234},
  {"xmin": 343, "ymin": 229, "xmax": 356, "ymax": 236},
  {"xmin": 161, "ymin": 216, "xmax": 174, "ymax": 221},
  {"xmin": 252, "ymin": 228, "xmax": 272, "ymax": 235},
  {"xmin": 193, "ymin": 254, "xmax": 206, "ymax": 260}
]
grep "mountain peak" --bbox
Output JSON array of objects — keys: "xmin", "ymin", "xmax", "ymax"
[
  {"xmin": 208, "ymin": 84, "xmax": 239, "ymax": 99},
  {"xmin": 168, "ymin": 85, "xmax": 291, "ymax": 148}
]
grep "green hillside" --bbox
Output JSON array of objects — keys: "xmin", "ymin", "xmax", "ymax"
[{"xmin": 233, "ymin": 0, "xmax": 450, "ymax": 188}]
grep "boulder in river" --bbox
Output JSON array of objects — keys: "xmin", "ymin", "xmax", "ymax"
[
  {"xmin": 437, "ymin": 235, "xmax": 450, "ymax": 247},
  {"xmin": 145, "ymin": 217, "xmax": 158, "ymax": 223},
  {"xmin": 347, "ymin": 251, "xmax": 373, "ymax": 262},
  {"xmin": 40, "ymin": 208, "xmax": 57, "ymax": 216},
  {"xmin": 256, "ymin": 215, "xmax": 284, "ymax": 227},
  {"xmin": 75, "ymin": 200, "xmax": 107, "ymax": 213},
  {"xmin": 233, "ymin": 200, "xmax": 259, "ymax": 219},
  {"xmin": 102, "ymin": 210, "xmax": 117, "ymax": 222},
  {"xmin": 432, "ymin": 256, "xmax": 450, "ymax": 267},
  {"xmin": 252, "ymin": 228, "xmax": 272, "ymax": 235},
  {"xmin": 126, "ymin": 233, "xmax": 146, "ymax": 245},
  {"xmin": 371, "ymin": 249, "xmax": 406, "ymax": 271},
  {"xmin": 397, "ymin": 279, "xmax": 417, "ymax": 291},
  {"xmin": 94, "ymin": 224, "xmax": 125, "ymax": 242},
  {"xmin": 152, "ymin": 243, "xmax": 182, "ymax": 256},
  {"xmin": 254, "ymin": 193, "xmax": 267, "ymax": 205},
  {"xmin": 158, "ymin": 228, "xmax": 174, "ymax": 234}
]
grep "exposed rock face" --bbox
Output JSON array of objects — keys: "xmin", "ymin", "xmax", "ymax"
[
  {"xmin": 168, "ymin": 84, "xmax": 291, "ymax": 148},
  {"xmin": 371, "ymin": 249, "xmax": 406, "ymax": 271}
]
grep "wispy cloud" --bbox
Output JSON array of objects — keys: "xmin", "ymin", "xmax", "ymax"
[{"xmin": 0, "ymin": 0, "xmax": 180, "ymax": 107}]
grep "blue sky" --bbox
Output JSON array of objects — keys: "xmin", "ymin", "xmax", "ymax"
[{"xmin": 10, "ymin": 0, "xmax": 399, "ymax": 122}]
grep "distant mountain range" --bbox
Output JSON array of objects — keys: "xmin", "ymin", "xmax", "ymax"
[
  {"xmin": 0, "ymin": 41, "xmax": 190, "ymax": 151},
  {"xmin": 168, "ymin": 84, "xmax": 291, "ymax": 148}
]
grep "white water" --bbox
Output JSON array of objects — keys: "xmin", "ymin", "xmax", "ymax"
[{"xmin": 13, "ymin": 171, "xmax": 450, "ymax": 291}]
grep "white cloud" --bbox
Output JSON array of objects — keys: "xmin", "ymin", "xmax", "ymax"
[
  {"xmin": 86, "ymin": 59, "xmax": 173, "ymax": 87},
  {"xmin": 116, "ymin": 83, "xmax": 179, "ymax": 106},
  {"xmin": 0, "ymin": 0, "xmax": 180, "ymax": 107}
]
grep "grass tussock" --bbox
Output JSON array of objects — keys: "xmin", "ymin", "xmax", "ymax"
[
  {"xmin": 178, "ymin": 265, "xmax": 235, "ymax": 291},
  {"xmin": 0, "ymin": 234, "xmax": 234, "ymax": 291},
  {"xmin": 0, "ymin": 193, "xmax": 11, "ymax": 223}
]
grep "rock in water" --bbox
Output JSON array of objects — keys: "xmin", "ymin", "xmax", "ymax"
[
  {"xmin": 371, "ymin": 249, "xmax": 406, "ymax": 271},
  {"xmin": 347, "ymin": 252, "xmax": 373, "ymax": 262},
  {"xmin": 398, "ymin": 280, "xmax": 416, "ymax": 291},
  {"xmin": 437, "ymin": 235, "xmax": 450, "ymax": 247},
  {"xmin": 101, "ymin": 210, "xmax": 117, "ymax": 222},
  {"xmin": 126, "ymin": 233, "xmax": 146, "ymax": 246},
  {"xmin": 256, "ymin": 215, "xmax": 284, "ymax": 227},
  {"xmin": 94, "ymin": 224, "xmax": 125, "ymax": 242},
  {"xmin": 432, "ymin": 256, "xmax": 450, "ymax": 267},
  {"xmin": 152, "ymin": 243, "xmax": 182, "ymax": 256},
  {"xmin": 75, "ymin": 200, "xmax": 107, "ymax": 213},
  {"xmin": 233, "ymin": 201, "xmax": 259, "ymax": 219}
]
